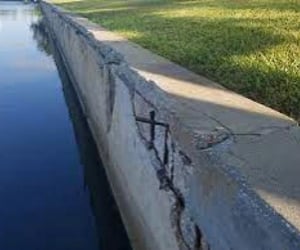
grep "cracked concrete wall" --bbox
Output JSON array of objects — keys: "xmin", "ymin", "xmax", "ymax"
[{"xmin": 41, "ymin": 2, "xmax": 300, "ymax": 249}]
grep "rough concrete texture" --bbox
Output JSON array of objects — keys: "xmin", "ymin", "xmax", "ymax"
[{"xmin": 41, "ymin": 1, "xmax": 300, "ymax": 249}]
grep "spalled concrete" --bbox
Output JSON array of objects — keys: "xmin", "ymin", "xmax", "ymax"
[{"xmin": 41, "ymin": 1, "xmax": 300, "ymax": 249}]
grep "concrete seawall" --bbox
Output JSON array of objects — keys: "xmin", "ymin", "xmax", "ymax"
[{"xmin": 41, "ymin": 2, "xmax": 300, "ymax": 249}]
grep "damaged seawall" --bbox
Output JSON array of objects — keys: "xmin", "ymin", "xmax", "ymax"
[{"xmin": 40, "ymin": 2, "xmax": 300, "ymax": 249}]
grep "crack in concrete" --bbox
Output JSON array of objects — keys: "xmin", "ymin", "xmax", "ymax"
[
  {"xmin": 251, "ymin": 123, "xmax": 298, "ymax": 136},
  {"xmin": 133, "ymin": 104, "xmax": 207, "ymax": 249}
]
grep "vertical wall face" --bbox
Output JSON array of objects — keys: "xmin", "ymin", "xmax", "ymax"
[
  {"xmin": 41, "ymin": 2, "xmax": 300, "ymax": 250},
  {"xmin": 41, "ymin": 6, "xmax": 183, "ymax": 250}
]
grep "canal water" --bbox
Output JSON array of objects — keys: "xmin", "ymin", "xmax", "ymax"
[{"xmin": 0, "ymin": 2, "xmax": 131, "ymax": 250}]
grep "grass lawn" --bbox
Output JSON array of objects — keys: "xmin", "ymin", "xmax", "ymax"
[{"xmin": 52, "ymin": 0, "xmax": 300, "ymax": 119}]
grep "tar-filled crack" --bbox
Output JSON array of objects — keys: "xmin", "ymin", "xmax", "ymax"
[{"xmin": 134, "ymin": 109, "xmax": 207, "ymax": 249}]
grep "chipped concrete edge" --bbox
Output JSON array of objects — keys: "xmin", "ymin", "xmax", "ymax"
[{"xmin": 40, "ymin": 2, "xmax": 300, "ymax": 249}]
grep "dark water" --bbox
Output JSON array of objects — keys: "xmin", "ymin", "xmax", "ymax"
[{"xmin": 0, "ymin": 2, "xmax": 131, "ymax": 250}]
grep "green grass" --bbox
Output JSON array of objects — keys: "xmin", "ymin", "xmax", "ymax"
[{"xmin": 53, "ymin": 0, "xmax": 300, "ymax": 119}]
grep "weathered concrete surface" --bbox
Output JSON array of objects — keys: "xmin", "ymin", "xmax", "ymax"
[{"xmin": 41, "ymin": 1, "xmax": 300, "ymax": 249}]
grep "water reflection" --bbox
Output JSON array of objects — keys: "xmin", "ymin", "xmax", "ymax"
[
  {"xmin": 0, "ymin": 9, "xmax": 17, "ymax": 20},
  {"xmin": 0, "ymin": 9, "xmax": 17, "ymax": 16},
  {"xmin": 0, "ymin": 2, "xmax": 36, "ymax": 22},
  {"xmin": 31, "ymin": 19, "xmax": 51, "ymax": 55},
  {"xmin": 31, "ymin": 17, "xmax": 132, "ymax": 250}
]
